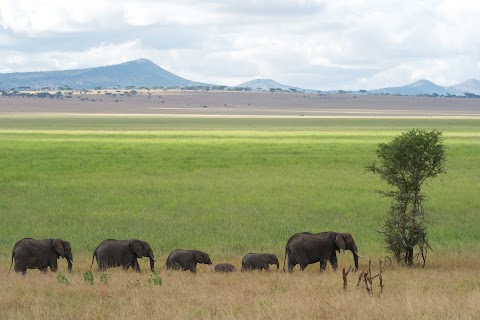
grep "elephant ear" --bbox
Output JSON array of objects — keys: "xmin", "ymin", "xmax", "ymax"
[
  {"xmin": 53, "ymin": 239, "xmax": 65, "ymax": 257},
  {"xmin": 129, "ymin": 240, "xmax": 143, "ymax": 258},
  {"xmin": 194, "ymin": 251, "xmax": 210, "ymax": 264},
  {"xmin": 193, "ymin": 251, "xmax": 202, "ymax": 262},
  {"xmin": 335, "ymin": 234, "xmax": 346, "ymax": 252}
]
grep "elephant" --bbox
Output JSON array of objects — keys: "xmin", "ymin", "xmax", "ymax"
[
  {"xmin": 10, "ymin": 238, "xmax": 73, "ymax": 275},
  {"xmin": 284, "ymin": 231, "xmax": 363, "ymax": 273},
  {"xmin": 90, "ymin": 239, "xmax": 155, "ymax": 272},
  {"xmin": 165, "ymin": 249, "xmax": 212, "ymax": 273},
  {"xmin": 214, "ymin": 263, "xmax": 236, "ymax": 273},
  {"xmin": 241, "ymin": 253, "xmax": 279, "ymax": 272}
]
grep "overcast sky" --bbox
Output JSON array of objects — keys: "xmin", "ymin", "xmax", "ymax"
[{"xmin": 1, "ymin": 0, "xmax": 479, "ymax": 90}]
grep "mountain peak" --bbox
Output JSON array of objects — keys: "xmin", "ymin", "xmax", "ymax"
[
  {"xmin": 237, "ymin": 78, "xmax": 299, "ymax": 91},
  {"xmin": 253, "ymin": 78, "xmax": 274, "ymax": 82},
  {"xmin": 119, "ymin": 58, "xmax": 157, "ymax": 67},
  {"xmin": 410, "ymin": 79, "xmax": 435, "ymax": 87},
  {"xmin": 129, "ymin": 58, "xmax": 155, "ymax": 64},
  {"xmin": 459, "ymin": 79, "xmax": 480, "ymax": 85}
]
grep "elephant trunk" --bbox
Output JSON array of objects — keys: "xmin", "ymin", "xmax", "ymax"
[
  {"xmin": 65, "ymin": 252, "xmax": 73, "ymax": 273},
  {"xmin": 353, "ymin": 252, "xmax": 359, "ymax": 271},
  {"xmin": 351, "ymin": 243, "xmax": 359, "ymax": 271},
  {"xmin": 148, "ymin": 251, "xmax": 155, "ymax": 272}
]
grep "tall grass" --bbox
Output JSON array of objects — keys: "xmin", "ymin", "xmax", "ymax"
[{"xmin": 1, "ymin": 256, "xmax": 480, "ymax": 319}]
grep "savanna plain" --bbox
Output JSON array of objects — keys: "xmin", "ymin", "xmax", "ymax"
[{"xmin": 0, "ymin": 114, "xmax": 479, "ymax": 319}]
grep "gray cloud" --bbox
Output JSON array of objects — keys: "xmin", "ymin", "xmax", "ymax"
[
  {"xmin": 1, "ymin": 24, "xmax": 205, "ymax": 53},
  {"xmin": 215, "ymin": 0, "xmax": 325, "ymax": 16}
]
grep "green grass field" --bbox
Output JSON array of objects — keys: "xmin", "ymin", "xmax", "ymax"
[{"xmin": 1, "ymin": 117, "xmax": 479, "ymax": 263}]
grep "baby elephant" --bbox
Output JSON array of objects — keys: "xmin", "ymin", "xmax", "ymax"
[
  {"xmin": 165, "ymin": 249, "xmax": 212, "ymax": 273},
  {"xmin": 241, "ymin": 253, "xmax": 279, "ymax": 272},
  {"xmin": 214, "ymin": 263, "xmax": 236, "ymax": 273},
  {"xmin": 91, "ymin": 239, "xmax": 156, "ymax": 272},
  {"xmin": 10, "ymin": 238, "xmax": 73, "ymax": 275}
]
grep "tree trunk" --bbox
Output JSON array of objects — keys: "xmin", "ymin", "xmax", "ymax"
[{"xmin": 405, "ymin": 246, "xmax": 414, "ymax": 267}]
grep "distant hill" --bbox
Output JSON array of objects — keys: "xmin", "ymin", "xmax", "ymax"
[
  {"xmin": 0, "ymin": 59, "xmax": 201, "ymax": 90},
  {"xmin": 236, "ymin": 79, "xmax": 308, "ymax": 92},
  {"xmin": 370, "ymin": 79, "xmax": 449, "ymax": 95},
  {"xmin": 370, "ymin": 79, "xmax": 480, "ymax": 96},
  {"xmin": 446, "ymin": 79, "xmax": 480, "ymax": 95}
]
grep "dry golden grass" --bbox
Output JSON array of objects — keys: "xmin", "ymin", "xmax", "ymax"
[{"xmin": 1, "ymin": 255, "xmax": 479, "ymax": 319}]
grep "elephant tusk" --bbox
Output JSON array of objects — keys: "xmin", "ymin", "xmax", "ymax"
[{"xmin": 354, "ymin": 252, "xmax": 365, "ymax": 259}]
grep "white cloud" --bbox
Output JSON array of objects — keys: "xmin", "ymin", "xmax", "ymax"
[
  {"xmin": 1, "ymin": 0, "xmax": 479, "ymax": 89},
  {"xmin": 122, "ymin": 2, "xmax": 226, "ymax": 26},
  {"xmin": 0, "ymin": 0, "xmax": 123, "ymax": 34}
]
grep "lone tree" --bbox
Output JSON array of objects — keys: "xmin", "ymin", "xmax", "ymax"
[{"xmin": 366, "ymin": 129, "xmax": 446, "ymax": 267}]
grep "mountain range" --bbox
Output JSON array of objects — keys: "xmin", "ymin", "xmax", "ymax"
[
  {"xmin": 1, "ymin": 58, "xmax": 479, "ymax": 95},
  {"xmin": 370, "ymin": 79, "xmax": 480, "ymax": 96}
]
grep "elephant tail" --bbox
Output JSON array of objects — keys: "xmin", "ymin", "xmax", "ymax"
[
  {"xmin": 163, "ymin": 260, "xmax": 170, "ymax": 270},
  {"xmin": 283, "ymin": 244, "xmax": 288, "ymax": 272},
  {"xmin": 90, "ymin": 250, "xmax": 97, "ymax": 271}
]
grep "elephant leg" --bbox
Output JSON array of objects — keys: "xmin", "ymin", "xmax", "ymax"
[
  {"xmin": 329, "ymin": 253, "xmax": 338, "ymax": 271},
  {"xmin": 49, "ymin": 258, "xmax": 58, "ymax": 272},
  {"xmin": 17, "ymin": 269, "xmax": 27, "ymax": 275},
  {"xmin": 288, "ymin": 263, "xmax": 295, "ymax": 272},
  {"xmin": 319, "ymin": 258, "xmax": 327, "ymax": 272},
  {"xmin": 287, "ymin": 257, "xmax": 297, "ymax": 273},
  {"xmin": 190, "ymin": 265, "xmax": 197, "ymax": 273},
  {"xmin": 99, "ymin": 262, "xmax": 108, "ymax": 271},
  {"xmin": 132, "ymin": 259, "xmax": 140, "ymax": 273},
  {"xmin": 40, "ymin": 267, "xmax": 48, "ymax": 273}
]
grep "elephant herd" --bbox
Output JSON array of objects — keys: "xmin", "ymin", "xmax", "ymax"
[{"xmin": 9, "ymin": 232, "xmax": 363, "ymax": 275}]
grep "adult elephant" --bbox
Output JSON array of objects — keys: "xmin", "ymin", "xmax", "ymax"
[
  {"xmin": 10, "ymin": 238, "xmax": 73, "ymax": 275},
  {"xmin": 165, "ymin": 249, "xmax": 212, "ymax": 273},
  {"xmin": 284, "ymin": 232, "xmax": 363, "ymax": 272},
  {"xmin": 241, "ymin": 253, "xmax": 279, "ymax": 272},
  {"xmin": 91, "ymin": 239, "xmax": 156, "ymax": 272}
]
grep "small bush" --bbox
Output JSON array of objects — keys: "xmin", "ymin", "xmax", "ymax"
[
  {"xmin": 56, "ymin": 272, "xmax": 69, "ymax": 285},
  {"xmin": 146, "ymin": 271, "xmax": 163, "ymax": 287},
  {"xmin": 127, "ymin": 279, "xmax": 140, "ymax": 289},
  {"xmin": 84, "ymin": 271, "xmax": 94, "ymax": 285},
  {"xmin": 100, "ymin": 273, "xmax": 108, "ymax": 285}
]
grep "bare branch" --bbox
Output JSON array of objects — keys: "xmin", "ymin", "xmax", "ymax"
[{"xmin": 342, "ymin": 266, "xmax": 352, "ymax": 291}]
